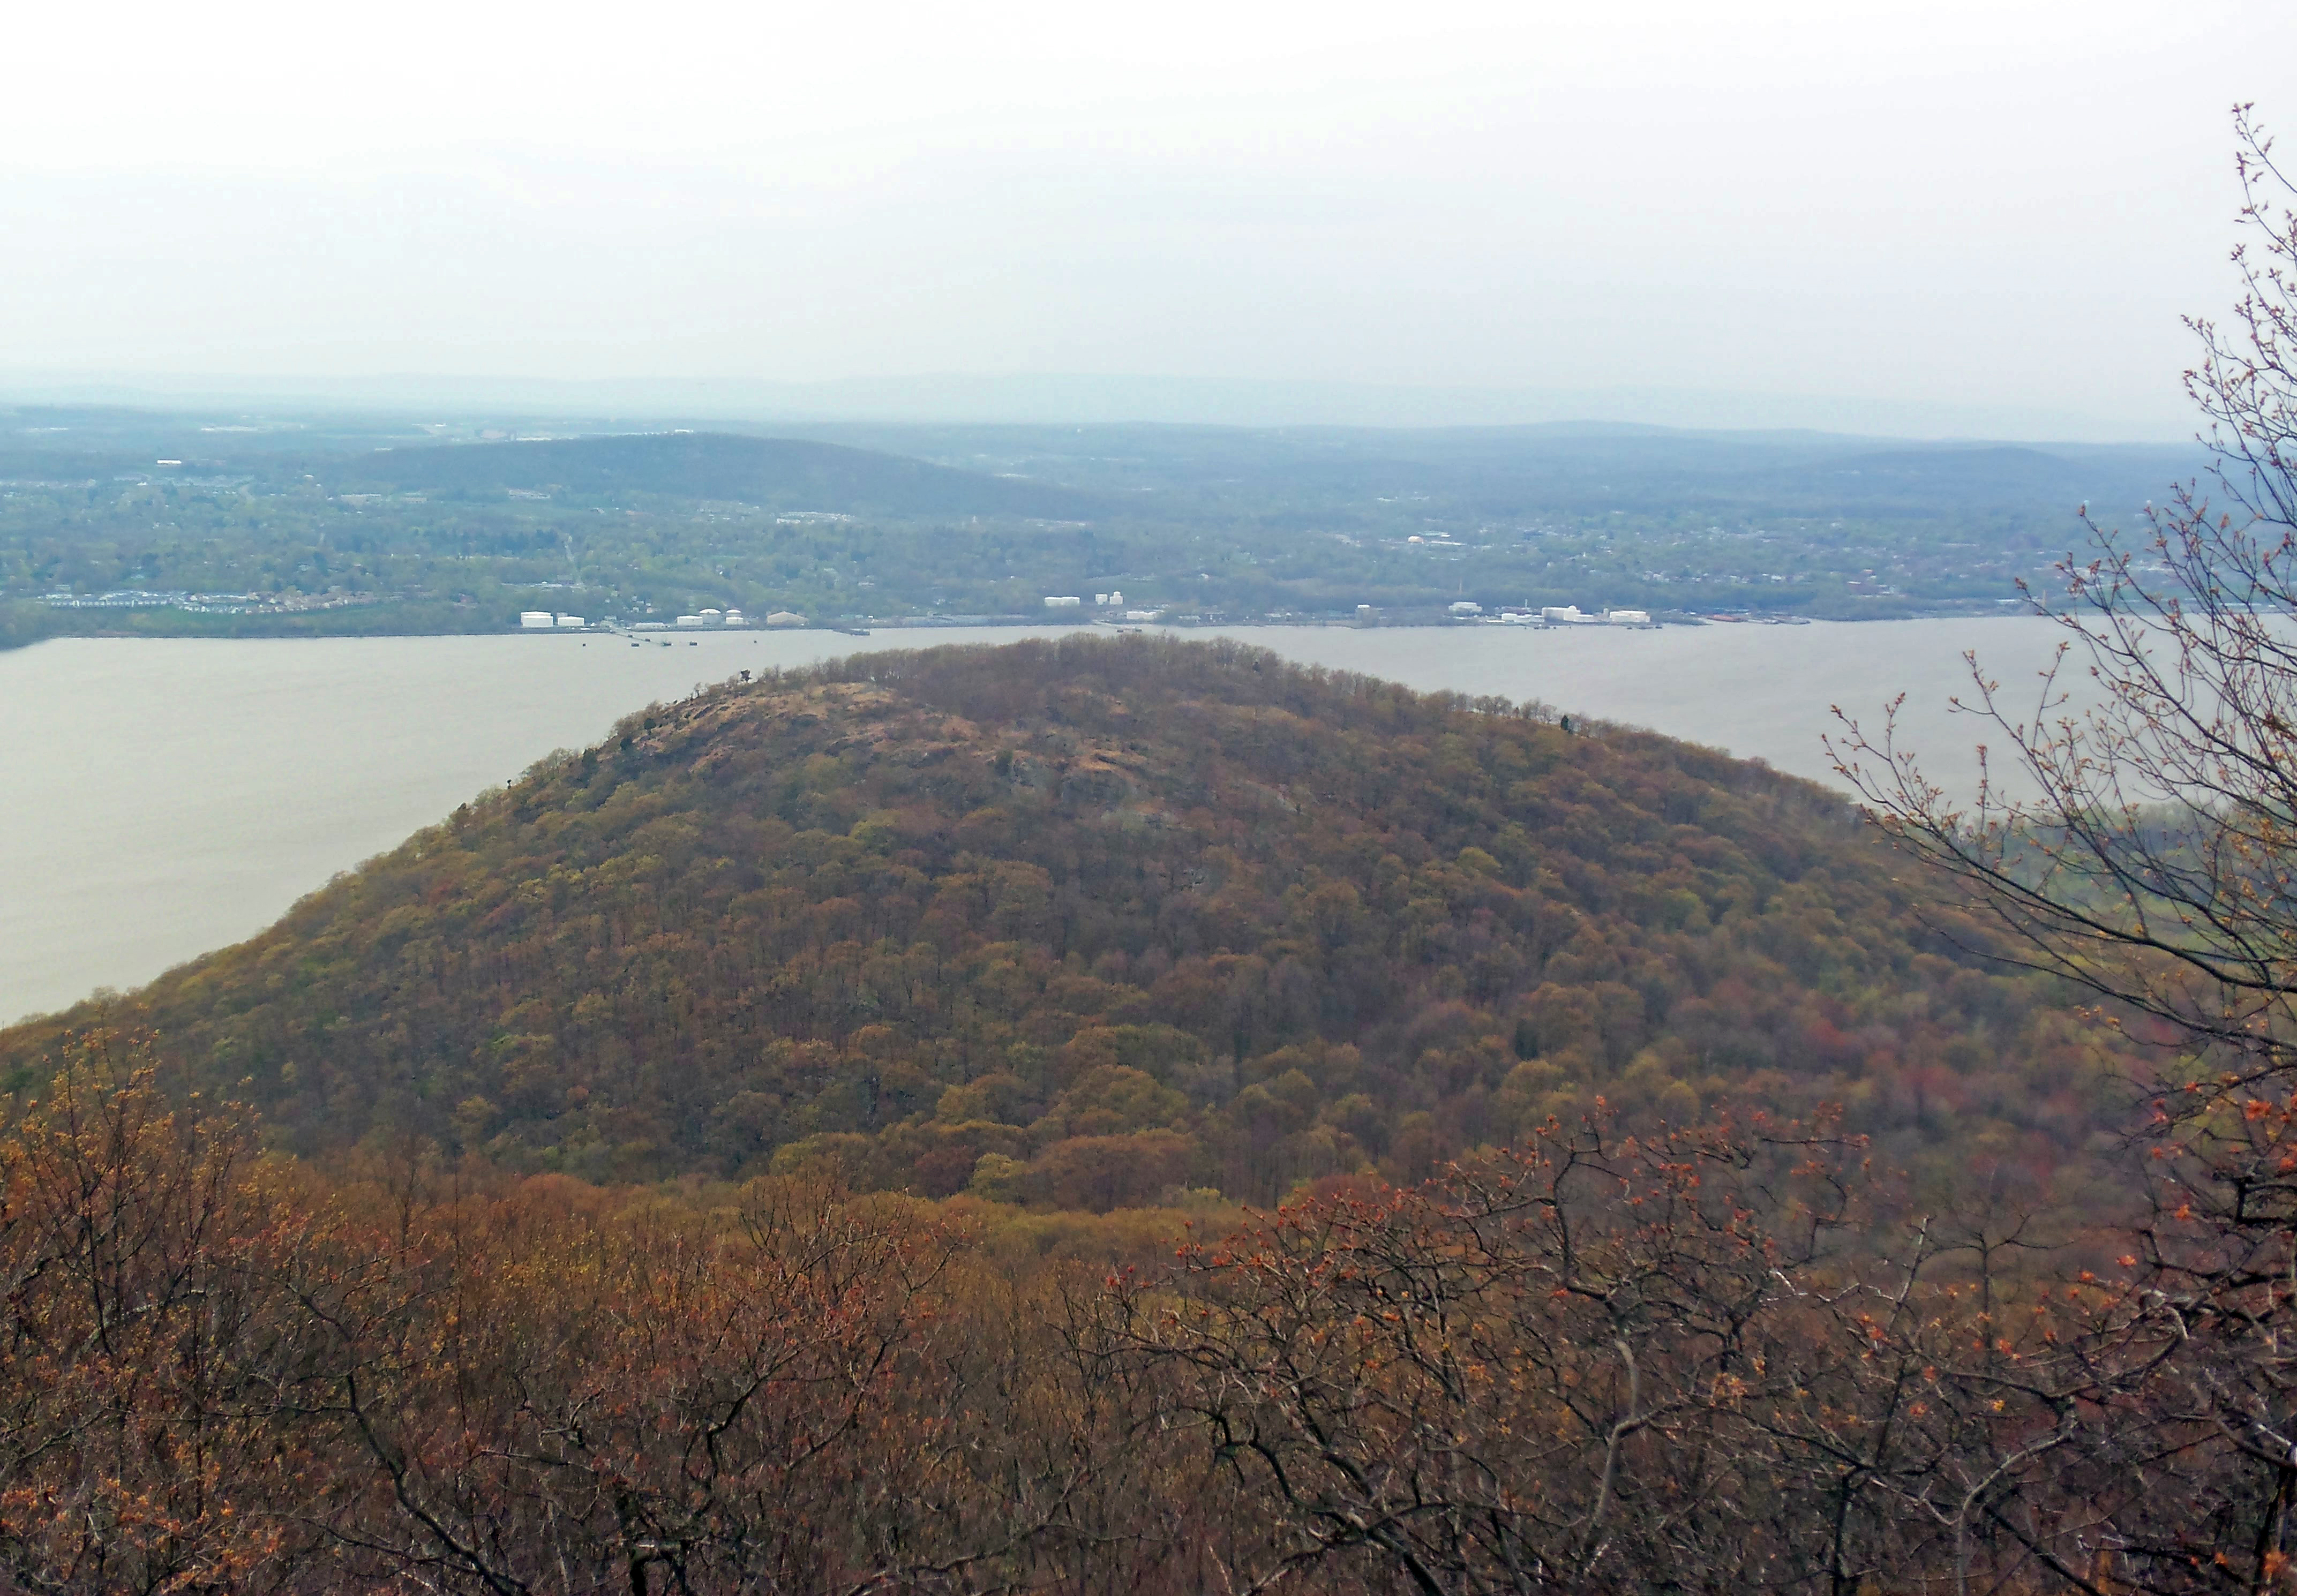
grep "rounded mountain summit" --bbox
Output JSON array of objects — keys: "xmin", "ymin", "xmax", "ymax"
[{"xmin": 1, "ymin": 637, "xmax": 2111, "ymax": 1206}]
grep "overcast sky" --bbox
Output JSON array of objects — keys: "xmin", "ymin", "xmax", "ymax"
[{"xmin": 4, "ymin": 0, "xmax": 2290, "ymax": 438}]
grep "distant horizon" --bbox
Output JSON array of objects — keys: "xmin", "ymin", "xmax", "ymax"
[
  {"xmin": 10, "ymin": 4, "xmax": 2282, "ymax": 461},
  {"xmin": 0, "ymin": 369, "xmax": 2201, "ymax": 447}
]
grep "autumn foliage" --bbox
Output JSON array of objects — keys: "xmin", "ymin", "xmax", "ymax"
[
  {"xmin": 15, "ymin": 110, "xmax": 2297, "ymax": 1591},
  {"xmin": 2, "ymin": 1032, "xmax": 2292, "ymax": 1593},
  {"xmin": 1, "ymin": 636, "xmax": 2134, "ymax": 1213}
]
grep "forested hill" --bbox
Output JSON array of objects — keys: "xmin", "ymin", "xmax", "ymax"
[
  {"xmin": 0, "ymin": 638, "xmax": 2122, "ymax": 1204},
  {"xmin": 328, "ymin": 431, "xmax": 1104, "ymax": 518}
]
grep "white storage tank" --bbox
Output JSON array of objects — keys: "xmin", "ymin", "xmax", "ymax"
[
  {"xmin": 555, "ymin": 614, "xmax": 585, "ymax": 628},
  {"xmin": 519, "ymin": 612, "xmax": 555, "ymax": 629},
  {"xmin": 675, "ymin": 614, "xmax": 705, "ymax": 628}
]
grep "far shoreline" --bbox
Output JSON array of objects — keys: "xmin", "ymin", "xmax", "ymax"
[{"xmin": 0, "ymin": 603, "xmax": 2045, "ymax": 653}]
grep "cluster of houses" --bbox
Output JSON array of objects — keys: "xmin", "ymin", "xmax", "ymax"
[
  {"xmin": 517, "ymin": 596, "xmax": 1657, "ymax": 635},
  {"xmin": 1447, "ymin": 602, "xmax": 1656, "ymax": 628},
  {"xmin": 1046, "ymin": 592, "xmax": 1163, "ymax": 623},
  {"xmin": 520, "ymin": 607, "xmax": 809, "ymax": 633},
  {"xmin": 1038, "ymin": 594, "xmax": 1658, "ymax": 629},
  {"xmin": 1042, "ymin": 590, "xmax": 1130, "ymax": 611}
]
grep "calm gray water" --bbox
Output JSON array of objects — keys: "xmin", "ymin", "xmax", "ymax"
[{"xmin": 0, "ymin": 619, "xmax": 2070, "ymax": 1023}]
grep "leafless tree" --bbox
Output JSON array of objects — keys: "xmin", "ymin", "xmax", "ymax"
[
  {"xmin": 1831, "ymin": 107, "xmax": 2297, "ymax": 1093},
  {"xmin": 1831, "ymin": 106, "xmax": 2297, "ymax": 1592}
]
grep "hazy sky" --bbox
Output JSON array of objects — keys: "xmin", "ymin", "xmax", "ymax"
[{"xmin": 5, "ymin": 0, "xmax": 2291, "ymax": 436}]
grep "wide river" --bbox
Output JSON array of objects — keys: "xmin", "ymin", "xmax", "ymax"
[{"xmin": 0, "ymin": 618, "xmax": 2075, "ymax": 1023}]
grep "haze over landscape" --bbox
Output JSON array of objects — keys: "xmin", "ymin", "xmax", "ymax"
[
  {"xmin": 13, "ymin": 3, "xmax": 2297, "ymax": 1592},
  {"xmin": 6, "ymin": 0, "xmax": 2288, "ymax": 437}
]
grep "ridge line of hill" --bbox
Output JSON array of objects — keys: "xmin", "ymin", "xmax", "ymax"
[{"xmin": 0, "ymin": 635, "xmax": 2132, "ymax": 1213}]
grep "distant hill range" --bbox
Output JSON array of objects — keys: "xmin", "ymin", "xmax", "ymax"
[
  {"xmin": 0, "ymin": 401, "xmax": 2202, "ymax": 524},
  {"xmin": 1721, "ymin": 441, "xmax": 2189, "ymax": 517},
  {"xmin": 328, "ymin": 431, "xmax": 1105, "ymax": 520},
  {"xmin": 780, "ymin": 421, "xmax": 2204, "ymax": 522},
  {"xmin": 0, "ymin": 370, "xmax": 2175, "ymax": 438}
]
